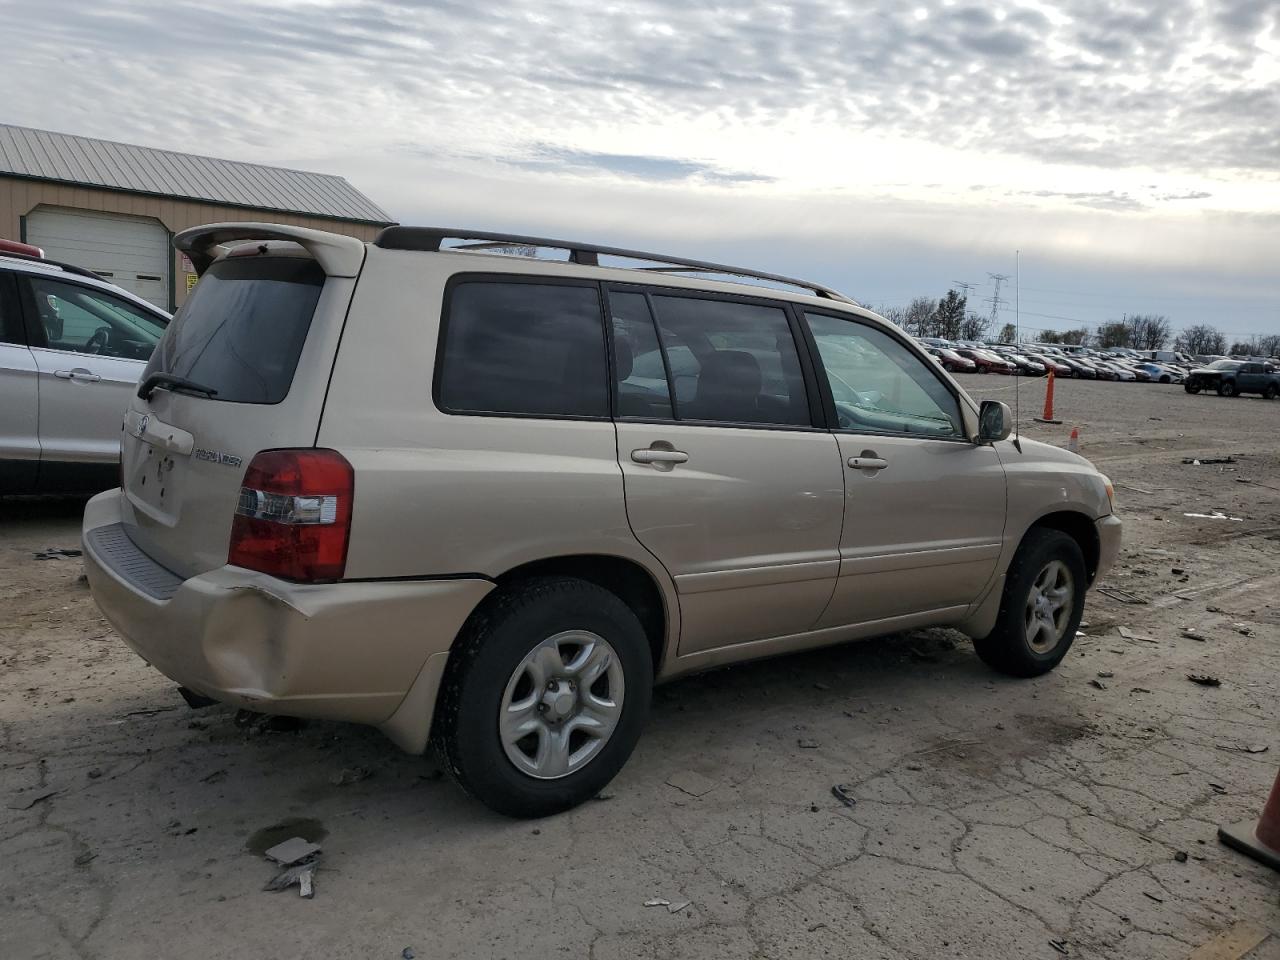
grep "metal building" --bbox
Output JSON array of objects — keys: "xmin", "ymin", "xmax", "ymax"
[{"xmin": 0, "ymin": 124, "xmax": 394, "ymax": 311}]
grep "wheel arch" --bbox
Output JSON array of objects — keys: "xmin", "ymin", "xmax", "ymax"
[
  {"xmin": 489, "ymin": 554, "xmax": 673, "ymax": 674},
  {"xmin": 1023, "ymin": 510, "xmax": 1101, "ymax": 585}
]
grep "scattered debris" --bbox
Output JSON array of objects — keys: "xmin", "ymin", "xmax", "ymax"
[
  {"xmin": 1116, "ymin": 481, "xmax": 1153, "ymax": 495},
  {"xmin": 1096, "ymin": 671, "xmax": 1114, "ymax": 679},
  {"xmin": 1130, "ymin": 687, "xmax": 1152, "ymax": 694},
  {"xmin": 33, "ymin": 547, "xmax": 82, "ymax": 560},
  {"xmin": 1186, "ymin": 674, "xmax": 1221, "ymax": 687},
  {"xmin": 264, "ymin": 837, "xmax": 322, "ymax": 866},
  {"xmin": 797, "ymin": 738, "xmax": 819, "ymax": 749},
  {"xmin": 330, "ymin": 767, "xmax": 373, "ymax": 787},
  {"xmin": 808, "ymin": 922, "xmax": 828, "ymax": 932},
  {"xmin": 75, "ymin": 573, "xmax": 88, "ymax": 586},
  {"xmin": 1183, "ymin": 512, "xmax": 1244, "ymax": 522},
  {"xmin": 1098, "ymin": 587, "xmax": 1147, "ymax": 605},
  {"xmin": 1233, "ymin": 623, "xmax": 1255, "ymax": 637},
  {"xmin": 644, "ymin": 898, "xmax": 671, "ymax": 908},
  {"xmin": 812, "ymin": 682, "xmax": 830, "ymax": 691},
  {"xmin": 1210, "ymin": 783, "xmax": 1228, "ymax": 795},
  {"xmin": 1186, "ymin": 922, "xmax": 1270, "ymax": 960},
  {"xmin": 1171, "ymin": 567, "xmax": 1185, "ymax": 575},
  {"xmin": 402, "ymin": 950, "xmax": 416, "ymax": 960},
  {"xmin": 264, "ymin": 861, "xmax": 316, "ymax": 898},
  {"xmin": 1174, "ymin": 851, "xmax": 1188, "ymax": 863},
  {"xmin": 665, "ymin": 770, "xmax": 718, "ymax": 798},
  {"xmin": 86, "ymin": 768, "xmax": 103, "ymax": 780},
  {"xmin": 1142, "ymin": 891, "xmax": 1165, "ymax": 903},
  {"xmin": 1089, "ymin": 679, "xmax": 1107, "ymax": 690},
  {"xmin": 1117, "ymin": 626, "xmax": 1159, "ymax": 643},
  {"xmin": 1216, "ymin": 743, "xmax": 1268, "ymax": 755},
  {"xmin": 200, "ymin": 769, "xmax": 227, "ymax": 784},
  {"xmin": 667, "ymin": 900, "xmax": 691, "ymax": 914},
  {"xmin": 1049, "ymin": 940, "xmax": 1069, "ymax": 955},
  {"xmin": 73, "ymin": 850, "xmax": 97, "ymax": 866},
  {"xmin": 831, "ymin": 784, "xmax": 857, "ymax": 808},
  {"xmin": 123, "ymin": 706, "xmax": 178, "ymax": 718},
  {"xmin": 1182, "ymin": 629, "xmax": 1211, "ymax": 642}
]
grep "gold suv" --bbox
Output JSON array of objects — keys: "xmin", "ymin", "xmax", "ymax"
[{"xmin": 82, "ymin": 223, "xmax": 1120, "ymax": 817}]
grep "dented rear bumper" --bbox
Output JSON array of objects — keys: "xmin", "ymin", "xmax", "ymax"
[{"xmin": 81, "ymin": 490, "xmax": 493, "ymax": 751}]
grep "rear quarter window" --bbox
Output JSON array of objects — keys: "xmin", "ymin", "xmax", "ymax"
[
  {"xmin": 144, "ymin": 257, "xmax": 324, "ymax": 404},
  {"xmin": 436, "ymin": 279, "xmax": 608, "ymax": 418}
]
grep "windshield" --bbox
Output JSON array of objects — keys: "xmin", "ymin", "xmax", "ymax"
[{"xmin": 1208, "ymin": 360, "xmax": 1242, "ymax": 370}]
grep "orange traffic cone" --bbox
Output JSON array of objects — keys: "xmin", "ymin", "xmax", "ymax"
[
  {"xmin": 1068, "ymin": 427, "xmax": 1079, "ymax": 453},
  {"xmin": 1219, "ymin": 767, "xmax": 1280, "ymax": 872},
  {"xmin": 1035, "ymin": 369, "xmax": 1062, "ymax": 424}
]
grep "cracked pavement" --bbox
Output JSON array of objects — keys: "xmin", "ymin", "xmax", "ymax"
[{"xmin": 2, "ymin": 379, "xmax": 1278, "ymax": 959}]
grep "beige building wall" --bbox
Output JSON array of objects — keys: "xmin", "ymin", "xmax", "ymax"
[{"xmin": 0, "ymin": 176, "xmax": 385, "ymax": 310}]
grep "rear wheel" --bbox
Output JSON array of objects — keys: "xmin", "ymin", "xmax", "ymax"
[
  {"xmin": 433, "ymin": 577, "xmax": 653, "ymax": 818},
  {"xmin": 978, "ymin": 365, "xmax": 989, "ymax": 374},
  {"xmin": 973, "ymin": 529, "xmax": 1085, "ymax": 678},
  {"xmin": 1185, "ymin": 382, "xmax": 1201, "ymax": 394},
  {"xmin": 1264, "ymin": 385, "xmax": 1278, "ymax": 400},
  {"xmin": 1218, "ymin": 380, "xmax": 1237, "ymax": 397}
]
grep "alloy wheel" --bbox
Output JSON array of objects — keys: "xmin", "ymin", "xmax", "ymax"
[{"xmin": 1024, "ymin": 560, "xmax": 1074, "ymax": 653}]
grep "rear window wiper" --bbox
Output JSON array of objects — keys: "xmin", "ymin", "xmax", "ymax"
[{"xmin": 138, "ymin": 372, "xmax": 219, "ymax": 401}]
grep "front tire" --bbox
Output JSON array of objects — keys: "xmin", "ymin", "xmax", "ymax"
[
  {"xmin": 1218, "ymin": 380, "xmax": 1237, "ymax": 397},
  {"xmin": 433, "ymin": 577, "xmax": 653, "ymax": 818},
  {"xmin": 973, "ymin": 529, "xmax": 1086, "ymax": 678},
  {"xmin": 1264, "ymin": 384, "xmax": 1277, "ymax": 400}
]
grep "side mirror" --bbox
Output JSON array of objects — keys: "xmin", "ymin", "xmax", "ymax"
[{"xmin": 978, "ymin": 400, "xmax": 1012, "ymax": 442}]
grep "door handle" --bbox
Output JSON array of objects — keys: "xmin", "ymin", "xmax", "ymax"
[
  {"xmin": 54, "ymin": 369, "xmax": 101, "ymax": 383},
  {"xmin": 848, "ymin": 456, "xmax": 888, "ymax": 471},
  {"xmin": 632, "ymin": 448, "xmax": 689, "ymax": 465}
]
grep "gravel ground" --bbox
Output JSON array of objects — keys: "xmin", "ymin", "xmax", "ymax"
[{"xmin": 2, "ymin": 377, "xmax": 1278, "ymax": 960}]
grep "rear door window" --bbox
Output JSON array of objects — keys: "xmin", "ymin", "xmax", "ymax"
[
  {"xmin": 144, "ymin": 257, "xmax": 323, "ymax": 404},
  {"xmin": 646, "ymin": 294, "xmax": 811, "ymax": 427},
  {"xmin": 437, "ymin": 279, "xmax": 608, "ymax": 418}
]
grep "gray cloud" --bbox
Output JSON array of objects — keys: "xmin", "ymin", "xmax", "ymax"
[{"xmin": 0, "ymin": 0, "xmax": 1276, "ymax": 178}]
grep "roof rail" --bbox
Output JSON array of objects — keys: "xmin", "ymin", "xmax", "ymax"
[
  {"xmin": 0, "ymin": 249, "xmax": 103, "ymax": 280},
  {"xmin": 374, "ymin": 226, "xmax": 857, "ymax": 304}
]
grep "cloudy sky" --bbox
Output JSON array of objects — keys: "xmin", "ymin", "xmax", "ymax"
[{"xmin": 2, "ymin": 0, "xmax": 1278, "ymax": 337}]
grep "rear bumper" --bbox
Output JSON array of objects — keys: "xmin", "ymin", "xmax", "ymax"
[
  {"xmin": 81, "ymin": 490, "xmax": 493, "ymax": 751},
  {"xmin": 1095, "ymin": 513, "xmax": 1122, "ymax": 583}
]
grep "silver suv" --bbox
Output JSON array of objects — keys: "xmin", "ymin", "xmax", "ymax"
[
  {"xmin": 1, "ymin": 251, "xmax": 170, "ymax": 493},
  {"xmin": 82, "ymin": 222, "xmax": 1120, "ymax": 817}
]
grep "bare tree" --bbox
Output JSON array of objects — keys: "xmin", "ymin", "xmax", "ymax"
[
  {"xmin": 959, "ymin": 311, "xmax": 988, "ymax": 341},
  {"xmin": 1128, "ymin": 314, "xmax": 1172, "ymax": 350},
  {"xmin": 904, "ymin": 297, "xmax": 938, "ymax": 338},
  {"xmin": 1173, "ymin": 324, "xmax": 1227, "ymax": 356},
  {"xmin": 1228, "ymin": 335, "xmax": 1280, "ymax": 357},
  {"xmin": 877, "ymin": 304, "xmax": 908, "ymax": 328}
]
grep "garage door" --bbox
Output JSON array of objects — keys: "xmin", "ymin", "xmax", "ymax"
[{"xmin": 25, "ymin": 207, "xmax": 170, "ymax": 310}]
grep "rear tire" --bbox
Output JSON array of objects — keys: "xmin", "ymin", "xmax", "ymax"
[
  {"xmin": 1218, "ymin": 380, "xmax": 1237, "ymax": 397},
  {"xmin": 433, "ymin": 577, "xmax": 653, "ymax": 818},
  {"xmin": 1185, "ymin": 382, "xmax": 1201, "ymax": 394},
  {"xmin": 978, "ymin": 366, "xmax": 989, "ymax": 374},
  {"xmin": 973, "ymin": 529, "xmax": 1086, "ymax": 678},
  {"xmin": 1264, "ymin": 385, "xmax": 1278, "ymax": 400}
]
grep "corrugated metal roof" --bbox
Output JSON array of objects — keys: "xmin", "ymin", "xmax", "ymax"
[{"xmin": 0, "ymin": 124, "xmax": 393, "ymax": 225}]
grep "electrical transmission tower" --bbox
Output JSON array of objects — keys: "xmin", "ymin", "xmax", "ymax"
[
  {"xmin": 986, "ymin": 273, "xmax": 1011, "ymax": 332},
  {"xmin": 952, "ymin": 280, "xmax": 977, "ymax": 303}
]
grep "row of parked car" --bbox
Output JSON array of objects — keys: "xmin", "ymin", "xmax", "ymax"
[{"xmin": 916, "ymin": 339, "xmax": 1189, "ymax": 383}]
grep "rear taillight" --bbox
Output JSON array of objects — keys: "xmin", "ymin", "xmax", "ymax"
[{"xmin": 228, "ymin": 449, "xmax": 354, "ymax": 582}]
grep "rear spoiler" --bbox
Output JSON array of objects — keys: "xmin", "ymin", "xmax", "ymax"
[{"xmin": 174, "ymin": 222, "xmax": 366, "ymax": 278}]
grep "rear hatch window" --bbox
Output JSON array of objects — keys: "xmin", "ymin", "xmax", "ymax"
[{"xmin": 143, "ymin": 256, "xmax": 324, "ymax": 404}]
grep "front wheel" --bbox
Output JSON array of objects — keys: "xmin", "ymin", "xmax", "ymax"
[
  {"xmin": 973, "ymin": 529, "xmax": 1086, "ymax": 678},
  {"xmin": 1218, "ymin": 380, "xmax": 1237, "ymax": 397},
  {"xmin": 978, "ymin": 365, "xmax": 989, "ymax": 374},
  {"xmin": 1264, "ymin": 384, "xmax": 1278, "ymax": 400},
  {"xmin": 433, "ymin": 577, "xmax": 653, "ymax": 818}
]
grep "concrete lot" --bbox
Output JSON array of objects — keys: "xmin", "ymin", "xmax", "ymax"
[{"xmin": 2, "ymin": 377, "xmax": 1278, "ymax": 960}]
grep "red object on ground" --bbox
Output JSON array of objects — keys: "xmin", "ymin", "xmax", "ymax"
[
  {"xmin": 1068, "ymin": 427, "xmax": 1079, "ymax": 452},
  {"xmin": 1219, "ymin": 767, "xmax": 1280, "ymax": 872},
  {"xmin": 1036, "ymin": 369, "xmax": 1061, "ymax": 423},
  {"xmin": 0, "ymin": 238, "xmax": 44, "ymax": 257}
]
